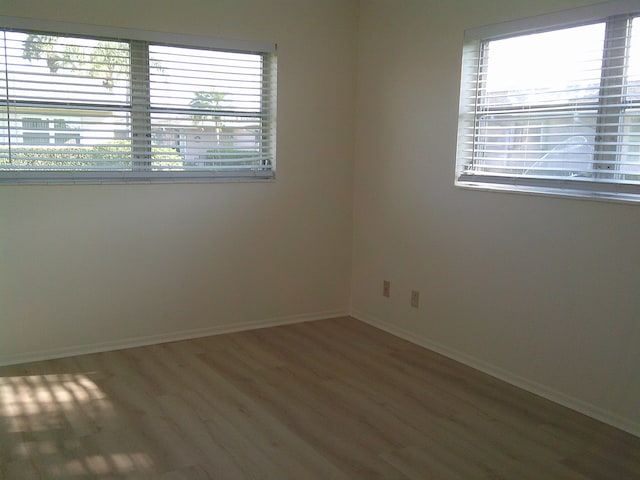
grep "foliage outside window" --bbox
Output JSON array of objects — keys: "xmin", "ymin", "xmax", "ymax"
[
  {"xmin": 456, "ymin": 2, "xmax": 640, "ymax": 202},
  {"xmin": 0, "ymin": 18, "xmax": 277, "ymax": 182}
]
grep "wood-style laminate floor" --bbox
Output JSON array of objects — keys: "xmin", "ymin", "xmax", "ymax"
[{"xmin": 1, "ymin": 317, "xmax": 638, "ymax": 479}]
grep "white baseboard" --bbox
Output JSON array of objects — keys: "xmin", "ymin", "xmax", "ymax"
[
  {"xmin": 350, "ymin": 308, "xmax": 640, "ymax": 439},
  {"xmin": 0, "ymin": 309, "xmax": 348, "ymax": 367}
]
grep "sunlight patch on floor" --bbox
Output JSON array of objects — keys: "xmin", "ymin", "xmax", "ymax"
[{"xmin": 0, "ymin": 372, "xmax": 156, "ymax": 476}]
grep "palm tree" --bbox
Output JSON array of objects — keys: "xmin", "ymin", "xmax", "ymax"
[{"xmin": 188, "ymin": 90, "xmax": 226, "ymax": 127}]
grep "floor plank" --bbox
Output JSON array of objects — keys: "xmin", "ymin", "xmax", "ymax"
[{"xmin": 1, "ymin": 317, "xmax": 638, "ymax": 479}]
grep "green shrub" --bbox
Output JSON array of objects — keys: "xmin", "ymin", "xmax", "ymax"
[{"xmin": 1, "ymin": 142, "xmax": 181, "ymax": 169}]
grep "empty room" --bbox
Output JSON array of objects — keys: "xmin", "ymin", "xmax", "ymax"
[{"xmin": 1, "ymin": 0, "xmax": 639, "ymax": 478}]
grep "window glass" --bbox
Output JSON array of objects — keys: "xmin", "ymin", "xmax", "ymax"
[
  {"xmin": 456, "ymin": 8, "xmax": 640, "ymax": 201},
  {"xmin": 627, "ymin": 17, "xmax": 640, "ymax": 100},
  {"xmin": 0, "ymin": 23, "xmax": 275, "ymax": 181},
  {"xmin": 620, "ymin": 17, "xmax": 640, "ymax": 181},
  {"xmin": 483, "ymin": 24, "xmax": 605, "ymax": 107},
  {"xmin": 5, "ymin": 32, "xmax": 130, "ymax": 104},
  {"xmin": 147, "ymin": 45, "xmax": 267, "ymax": 170}
]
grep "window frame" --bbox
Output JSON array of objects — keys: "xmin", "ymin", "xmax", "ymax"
[
  {"xmin": 455, "ymin": 0, "xmax": 640, "ymax": 203},
  {"xmin": 0, "ymin": 16, "xmax": 277, "ymax": 184}
]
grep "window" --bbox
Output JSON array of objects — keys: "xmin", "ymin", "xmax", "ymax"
[
  {"xmin": 456, "ymin": 1, "xmax": 640, "ymax": 202},
  {"xmin": 0, "ymin": 17, "xmax": 276, "ymax": 183}
]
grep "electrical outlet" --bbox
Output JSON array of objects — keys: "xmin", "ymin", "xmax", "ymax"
[
  {"xmin": 383, "ymin": 280, "xmax": 391, "ymax": 297},
  {"xmin": 411, "ymin": 290, "xmax": 420, "ymax": 308}
]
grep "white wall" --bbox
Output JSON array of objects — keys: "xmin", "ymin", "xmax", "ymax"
[
  {"xmin": 2, "ymin": 0, "xmax": 638, "ymax": 438},
  {"xmin": 351, "ymin": 0, "xmax": 640, "ymax": 436},
  {"xmin": 0, "ymin": 0, "xmax": 358, "ymax": 364}
]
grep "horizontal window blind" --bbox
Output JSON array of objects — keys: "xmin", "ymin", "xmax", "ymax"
[
  {"xmin": 456, "ymin": 3, "xmax": 640, "ymax": 202},
  {"xmin": 0, "ymin": 20, "xmax": 276, "ymax": 182}
]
